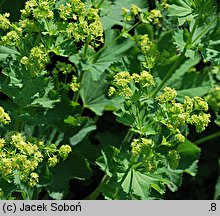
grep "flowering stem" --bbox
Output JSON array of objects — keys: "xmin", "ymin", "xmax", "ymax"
[
  {"xmin": 194, "ymin": 131, "xmax": 220, "ymax": 145},
  {"xmin": 123, "ymin": 129, "xmax": 134, "ymax": 144},
  {"xmin": 150, "ymin": 17, "xmax": 202, "ymax": 99},
  {"xmin": 84, "ymin": 174, "xmax": 110, "ymax": 200},
  {"xmin": 151, "ymin": 53, "xmax": 186, "ymax": 98}
]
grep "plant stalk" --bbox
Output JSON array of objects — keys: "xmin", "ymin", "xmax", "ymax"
[
  {"xmin": 84, "ymin": 174, "xmax": 110, "ymax": 200},
  {"xmin": 150, "ymin": 53, "xmax": 185, "ymax": 98},
  {"xmin": 150, "ymin": 16, "xmax": 203, "ymax": 99},
  {"xmin": 194, "ymin": 131, "xmax": 220, "ymax": 145},
  {"xmin": 123, "ymin": 129, "xmax": 134, "ymax": 144}
]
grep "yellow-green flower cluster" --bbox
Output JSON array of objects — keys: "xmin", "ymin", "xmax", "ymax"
[
  {"xmin": 20, "ymin": 0, "xmax": 55, "ymax": 19},
  {"xmin": 52, "ymin": 61, "xmax": 75, "ymax": 76},
  {"xmin": 109, "ymin": 71, "xmax": 155, "ymax": 98},
  {"xmin": 131, "ymin": 4, "xmax": 142, "ymax": 16},
  {"xmin": 122, "ymin": 8, "xmax": 132, "ymax": 21},
  {"xmin": 111, "ymin": 71, "xmax": 132, "ymax": 97},
  {"xmin": 142, "ymin": 9, "xmax": 162, "ymax": 24},
  {"xmin": 0, "ymin": 13, "xmax": 11, "ymax": 30},
  {"xmin": 167, "ymin": 150, "xmax": 180, "ymax": 170},
  {"xmin": 1, "ymin": 27, "xmax": 22, "ymax": 46},
  {"xmin": 136, "ymin": 34, "xmax": 159, "ymax": 70},
  {"xmin": 29, "ymin": 172, "xmax": 39, "ymax": 187},
  {"xmin": 174, "ymin": 133, "xmax": 185, "ymax": 143},
  {"xmin": 121, "ymin": 5, "xmax": 162, "ymax": 25},
  {"xmin": 149, "ymin": 9, "xmax": 162, "ymax": 24},
  {"xmin": 161, "ymin": 0, "xmax": 169, "ymax": 9},
  {"xmin": 157, "ymin": 87, "xmax": 211, "ymax": 133},
  {"xmin": 0, "ymin": 131, "xmax": 72, "ymax": 188},
  {"xmin": 20, "ymin": 44, "xmax": 49, "ymax": 75},
  {"xmin": 131, "ymin": 138, "xmax": 154, "ymax": 156},
  {"xmin": 131, "ymin": 138, "xmax": 161, "ymax": 173},
  {"xmin": 1, "ymin": 0, "xmax": 103, "ymax": 57},
  {"xmin": 156, "ymin": 87, "xmax": 177, "ymax": 103},
  {"xmin": 132, "ymin": 70, "xmax": 155, "ymax": 88},
  {"xmin": 137, "ymin": 34, "xmax": 153, "ymax": 55},
  {"xmin": 122, "ymin": 4, "xmax": 142, "ymax": 21},
  {"xmin": 132, "ymin": 138, "xmax": 151, "ymax": 154},
  {"xmin": 58, "ymin": 145, "xmax": 72, "ymax": 160},
  {"xmin": 48, "ymin": 156, "xmax": 58, "ymax": 167},
  {"xmin": 18, "ymin": 17, "xmax": 37, "ymax": 32},
  {"xmin": 70, "ymin": 76, "xmax": 80, "ymax": 92},
  {"xmin": 59, "ymin": 1, "xmax": 103, "ymax": 47},
  {"xmin": 0, "ymin": 106, "xmax": 11, "ymax": 125},
  {"xmin": 0, "ymin": 188, "xmax": 4, "ymax": 198},
  {"xmin": 188, "ymin": 113, "xmax": 210, "ymax": 133}
]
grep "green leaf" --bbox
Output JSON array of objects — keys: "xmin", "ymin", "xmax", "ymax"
[
  {"xmin": 184, "ymin": 160, "xmax": 198, "ymax": 176},
  {"xmin": 14, "ymin": 173, "xmax": 37, "ymax": 200},
  {"xmin": 79, "ymin": 72, "xmax": 112, "ymax": 115},
  {"xmin": 201, "ymin": 18, "xmax": 220, "ymax": 64},
  {"xmin": 0, "ymin": 66, "xmax": 59, "ymax": 108},
  {"xmin": 87, "ymin": 29, "xmax": 135, "ymax": 81},
  {"xmin": 97, "ymin": 147, "xmax": 165, "ymax": 199},
  {"xmin": 99, "ymin": 177, "xmax": 128, "ymax": 200},
  {"xmin": 74, "ymin": 137, "xmax": 99, "ymax": 163},
  {"xmin": 0, "ymin": 45, "xmax": 20, "ymax": 62},
  {"xmin": 115, "ymin": 110, "xmax": 136, "ymax": 127},
  {"xmin": 96, "ymin": 146, "xmax": 120, "ymax": 177},
  {"xmin": 69, "ymin": 120, "xmax": 96, "ymax": 146},
  {"xmin": 172, "ymin": 28, "xmax": 187, "ymax": 53},
  {"xmin": 135, "ymin": 23, "xmax": 154, "ymax": 41},
  {"xmin": 160, "ymin": 168, "xmax": 182, "ymax": 192},
  {"xmin": 0, "ymin": 179, "xmax": 17, "ymax": 199},
  {"xmin": 157, "ymin": 31, "xmax": 177, "ymax": 56},
  {"xmin": 168, "ymin": 3, "xmax": 192, "ymax": 18},
  {"xmin": 48, "ymin": 152, "xmax": 92, "ymax": 199},
  {"xmin": 167, "ymin": 0, "xmax": 215, "ymax": 26},
  {"xmin": 165, "ymin": 56, "xmax": 212, "ymax": 99},
  {"xmin": 119, "ymin": 169, "xmax": 163, "ymax": 199},
  {"xmin": 177, "ymin": 140, "xmax": 201, "ymax": 172}
]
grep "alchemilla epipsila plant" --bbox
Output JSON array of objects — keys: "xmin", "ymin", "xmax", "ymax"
[{"xmin": 0, "ymin": 0, "xmax": 219, "ymax": 200}]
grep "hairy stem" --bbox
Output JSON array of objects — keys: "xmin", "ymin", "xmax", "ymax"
[
  {"xmin": 151, "ymin": 53, "xmax": 186, "ymax": 98},
  {"xmin": 123, "ymin": 129, "xmax": 134, "ymax": 144},
  {"xmin": 150, "ymin": 17, "xmax": 203, "ymax": 98},
  {"xmin": 84, "ymin": 174, "xmax": 110, "ymax": 200},
  {"xmin": 194, "ymin": 131, "xmax": 220, "ymax": 145}
]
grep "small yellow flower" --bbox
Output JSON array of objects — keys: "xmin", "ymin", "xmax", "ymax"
[
  {"xmin": 58, "ymin": 145, "xmax": 72, "ymax": 159},
  {"xmin": 48, "ymin": 156, "xmax": 59, "ymax": 167}
]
